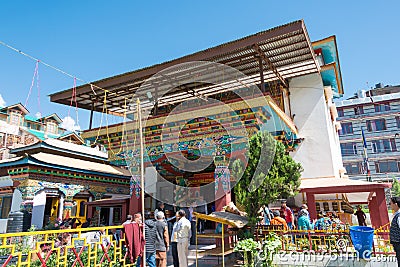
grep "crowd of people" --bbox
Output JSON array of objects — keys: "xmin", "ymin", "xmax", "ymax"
[
  {"xmin": 123, "ymin": 206, "xmax": 192, "ymax": 267},
  {"xmin": 260, "ymin": 200, "xmax": 346, "ymax": 231}
]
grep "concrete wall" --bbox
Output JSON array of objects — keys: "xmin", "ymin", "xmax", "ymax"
[
  {"xmin": 11, "ymin": 189, "xmax": 22, "ymax": 212},
  {"xmin": 31, "ymin": 190, "xmax": 46, "ymax": 229},
  {"xmin": 289, "ymin": 73, "xmax": 343, "ymax": 179}
]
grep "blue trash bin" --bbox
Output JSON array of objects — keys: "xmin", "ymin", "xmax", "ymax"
[{"xmin": 349, "ymin": 226, "xmax": 374, "ymax": 259}]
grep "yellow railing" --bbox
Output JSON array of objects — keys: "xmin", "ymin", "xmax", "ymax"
[
  {"xmin": 255, "ymin": 226, "xmax": 395, "ymax": 256},
  {"xmin": 0, "ymin": 226, "xmax": 137, "ymax": 267}
]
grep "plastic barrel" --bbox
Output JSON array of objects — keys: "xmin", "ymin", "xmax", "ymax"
[{"xmin": 349, "ymin": 226, "xmax": 374, "ymax": 259}]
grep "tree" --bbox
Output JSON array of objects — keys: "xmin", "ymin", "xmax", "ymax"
[
  {"xmin": 392, "ymin": 178, "xmax": 400, "ymax": 197},
  {"xmin": 232, "ymin": 131, "xmax": 303, "ymax": 230}
]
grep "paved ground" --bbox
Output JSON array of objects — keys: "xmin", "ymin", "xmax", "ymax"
[{"xmin": 166, "ymin": 244, "xmax": 235, "ymax": 267}]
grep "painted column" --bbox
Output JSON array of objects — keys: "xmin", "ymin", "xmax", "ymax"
[
  {"xmin": 63, "ymin": 199, "xmax": 74, "ymax": 219},
  {"xmin": 375, "ymin": 189, "xmax": 389, "ymax": 228},
  {"xmin": 214, "ymin": 164, "xmax": 231, "ymax": 212},
  {"xmin": 306, "ymin": 193, "xmax": 317, "ymax": 220},
  {"xmin": 59, "ymin": 184, "xmax": 84, "ymax": 219},
  {"xmin": 58, "ymin": 194, "xmax": 64, "ymax": 220},
  {"xmin": 214, "ymin": 161, "xmax": 231, "ymax": 247},
  {"xmin": 18, "ymin": 185, "xmax": 41, "ymax": 213},
  {"xmin": 368, "ymin": 196, "xmax": 378, "ymax": 227}
]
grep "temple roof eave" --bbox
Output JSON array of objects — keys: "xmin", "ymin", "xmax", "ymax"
[{"xmin": 0, "ymin": 154, "xmax": 130, "ymax": 180}]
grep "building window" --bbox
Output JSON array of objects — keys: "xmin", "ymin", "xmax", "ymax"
[
  {"xmin": 354, "ymin": 106, "xmax": 364, "ymax": 115},
  {"xmin": 371, "ymin": 139, "xmax": 397, "ymax": 153},
  {"xmin": 344, "ymin": 163, "xmax": 362, "ymax": 175},
  {"xmin": 46, "ymin": 122, "xmax": 57, "ymax": 134},
  {"xmin": 0, "ymin": 196, "xmax": 12, "ymax": 219},
  {"xmin": 396, "ymin": 116, "xmax": 400, "ymax": 129},
  {"xmin": 10, "ymin": 112, "xmax": 20, "ymax": 126},
  {"xmin": 339, "ymin": 122, "xmax": 353, "ymax": 135},
  {"xmin": 366, "ymin": 119, "xmax": 386, "ymax": 132},
  {"xmin": 374, "ymin": 103, "xmax": 390, "ymax": 112},
  {"xmin": 337, "ymin": 108, "xmax": 344, "ymax": 117},
  {"xmin": 376, "ymin": 161, "xmax": 399, "ymax": 173},
  {"xmin": 341, "ymin": 143, "xmax": 358, "ymax": 156}
]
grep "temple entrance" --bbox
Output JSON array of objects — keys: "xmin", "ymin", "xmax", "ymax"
[{"xmin": 43, "ymin": 196, "xmax": 58, "ymax": 227}]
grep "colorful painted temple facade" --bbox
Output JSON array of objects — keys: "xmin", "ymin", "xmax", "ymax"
[
  {"xmin": 49, "ymin": 21, "xmax": 392, "ymax": 228},
  {"xmin": 0, "ymin": 137, "xmax": 131, "ymax": 232}
]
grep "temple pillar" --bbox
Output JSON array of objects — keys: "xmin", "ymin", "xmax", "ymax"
[
  {"xmin": 63, "ymin": 198, "xmax": 74, "ymax": 219},
  {"xmin": 59, "ymin": 184, "xmax": 84, "ymax": 219},
  {"xmin": 214, "ymin": 165, "xmax": 231, "ymax": 212},
  {"xmin": 368, "ymin": 196, "xmax": 378, "ymax": 227},
  {"xmin": 18, "ymin": 185, "xmax": 41, "ymax": 213},
  {"xmin": 306, "ymin": 193, "xmax": 317, "ymax": 220},
  {"xmin": 375, "ymin": 189, "xmax": 389, "ymax": 228},
  {"xmin": 214, "ymin": 163, "xmax": 231, "ymax": 247},
  {"xmin": 58, "ymin": 194, "xmax": 64, "ymax": 220}
]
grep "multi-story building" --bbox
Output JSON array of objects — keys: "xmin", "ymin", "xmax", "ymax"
[
  {"xmin": 0, "ymin": 103, "xmax": 83, "ymax": 160},
  {"xmin": 0, "ymin": 103, "xmax": 131, "ymax": 232},
  {"xmin": 336, "ymin": 84, "xmax": 400, "ymax": 181}
]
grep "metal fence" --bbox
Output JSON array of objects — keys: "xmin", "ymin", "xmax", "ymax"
[
  {"xmin": 255, "ymin": 224, "xmax": 395, "ymax": 256},
  {"xmin": 0, "ymin": 226, "xmax": 135, "ymax": 267}
]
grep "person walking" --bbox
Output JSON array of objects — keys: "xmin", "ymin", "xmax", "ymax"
[
  {"xmin": 390, "ymin": 196, "xmax": 400, "ymax": 266},
  {"xmin": 354, "ymin": 206, "xmax": 367, "ymax": 226},
  {"xmin": 175, "ymin": 209, "xmax": 191, "ymax": 267},
  {"xmin": 155, "ymin": 211, "xmax": 169, "ymax": 267}
]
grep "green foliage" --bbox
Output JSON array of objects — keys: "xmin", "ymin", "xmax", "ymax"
[
  {"xmin": 234, "ymin": 238, "xmax": 261, "ymax": 267},
  {"xmin": 234, "ymin": 238, "xmax": 261, "ymax": 252},
  {"xmin": 260, "ymin": 232, "xmax": 282, "ymax": 267},
  {"xmin": 392, "ymin": 178, "xmax": 400, "ymax": 197},
  {"xmin": 232, "ymin": 131, "xmax": 303, "ymax": 230}
]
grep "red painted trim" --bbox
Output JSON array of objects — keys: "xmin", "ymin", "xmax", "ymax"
[{"xmin": 300, "ymin": 183, "xmax": 391, "ymax": 194}]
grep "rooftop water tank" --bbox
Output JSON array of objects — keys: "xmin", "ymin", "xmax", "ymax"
[{"xmin": 357, "ymin": 90, "xmax": 366, "ymax": 99}]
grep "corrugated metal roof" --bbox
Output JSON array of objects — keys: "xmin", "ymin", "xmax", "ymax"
[{"xmin": 50, "ymin": 20, "xmax": 319, "ymax": 115}]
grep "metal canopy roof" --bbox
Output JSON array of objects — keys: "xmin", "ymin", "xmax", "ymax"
[{"xmin": 50, "ymin": 20, "xmax": 319, "ymax": 115}]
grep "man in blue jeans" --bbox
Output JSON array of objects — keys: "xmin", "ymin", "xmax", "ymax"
[{"xmin": 136, "ymin": 213, "xmax": 156, "ymax": 267}]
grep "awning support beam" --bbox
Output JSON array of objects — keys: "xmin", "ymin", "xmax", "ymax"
[{"xmin": 253, "ymin": 44, "xmax": 288, "ymax": 88}]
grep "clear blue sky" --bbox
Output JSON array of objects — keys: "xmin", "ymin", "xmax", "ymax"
[{"xmin": 0, "ymin": 1, "xmax": 399, "ymax": 130}]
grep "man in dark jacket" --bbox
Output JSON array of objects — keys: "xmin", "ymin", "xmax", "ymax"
[
  {"xmin": 136, "ymin": 213, "xmax": 156, "ymax": 267},
  {"xmin": 155, "ymin": 211, "xmax": 169, "ymax": 267},
  {"xmin": 390, "ymin": 197, "xmax": 400, "ymax": 266}
]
